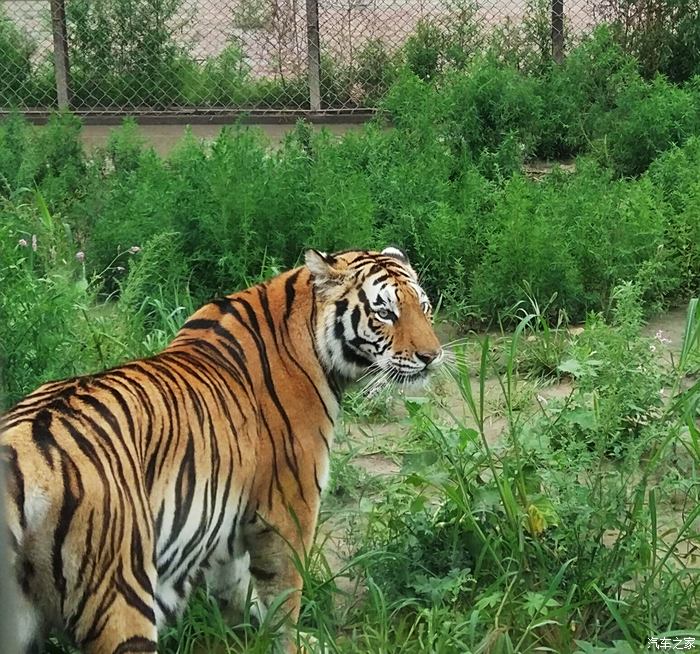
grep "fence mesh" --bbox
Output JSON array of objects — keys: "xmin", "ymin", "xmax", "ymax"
[{"xmin": 0, "ymin": 0, "xmax": 611, "ymax": 115}]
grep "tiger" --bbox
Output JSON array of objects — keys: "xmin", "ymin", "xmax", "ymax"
[{"xmin": 1, "ymin": 247, "xmax": 443, "ymax": 653}]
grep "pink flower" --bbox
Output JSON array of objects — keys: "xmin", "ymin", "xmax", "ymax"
[
  {"xmin": 128, "ymin": 245, "xmax": 141, "ymax": 254},
  {"xmin": 18, "ymin": 238, "xmax": 28, "ymax": 247},
  {"xmin": 75, "ymin": 251, "xmax": 85, "ymax": 262},
  {"xmin": 31, "ymin": 234, "xmax": 37, "ymax": 252}
]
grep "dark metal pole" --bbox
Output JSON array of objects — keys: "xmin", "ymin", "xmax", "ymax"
[
  {"xmin": 49, "ymin": 0, "xmax": 71, "ymax": 109},
  {"xmin": 552, "ymin": 0, "xmax": 564, "ymax": 63},
  {"xmin": 306, "ymin": 0, "xmax": 322, "ymax": 112}
]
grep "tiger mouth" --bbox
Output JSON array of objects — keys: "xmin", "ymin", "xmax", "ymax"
[{"xmin": 392, "ymin": 369, "xmax": 429, "ymax": 384}]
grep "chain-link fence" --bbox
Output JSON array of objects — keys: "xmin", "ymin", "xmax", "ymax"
[{"xmin": 0, "ymin": 0, "xmax": 607, "ymax": 117}]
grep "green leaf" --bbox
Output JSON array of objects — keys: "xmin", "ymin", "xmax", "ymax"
[{"xmin": 558, "ymin": 358, "xmax": 583, "ymax": 377}]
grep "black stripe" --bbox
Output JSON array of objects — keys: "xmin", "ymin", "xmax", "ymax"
[
  {"xmin": 170, "ymin": 438, "xmax": 196, "ymax": 539},
  {"xmin": 3, "ymin": 447, "xmax": 26, "ymax": 529},
  {"xmin": 57, "ymin": 417, "xmax": 116, "ymax": 570},
  {"xmin": 31, "ymin": 410, "xmax": 56, "ymax": 469},
  {"xmin": 115, "ymin": 561, "xmax": 156, "ymax": 624},
  {"xmin": 18, "ymin": 556, "xmax": 34, "ymax": 594},
  {"xmin": 181, "ymin": 318, "xmax": 219, "ymax": 331},
  {"xmin": 284, "ymin": 269, "xmax": 301, "ymax": 321},
  {"xmin": 313, "ymin": 463, "xmax": 323, "ymax": 494},
  {"xmin": 52, "ymin": 450, "xmax": 84, "ymax": 605},
  {"xmin": 113, "ymin": 636, "xmax": 158, "ymax": 654},
  {"xmin": 250, "ymin": 566, "xmax": 276, "ymax": 581},
  {"xmin": 223, "ymin": 299, "xmax": 305, "ymax": 489},
  {"xmin": 130, "ymin": 525, "xmax": 156, "ymax": 605}
]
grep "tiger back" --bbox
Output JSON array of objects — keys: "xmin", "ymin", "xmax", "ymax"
[{"xmin": 1, "ymin": 247, "xmax": 443, "ymax": 654}]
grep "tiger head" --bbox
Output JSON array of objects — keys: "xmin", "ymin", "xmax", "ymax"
[{"xmin": 306, "ymin": 247, "xmax": 443, "ymax": 388}]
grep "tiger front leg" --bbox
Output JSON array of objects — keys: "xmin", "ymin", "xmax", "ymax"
[{"xmin": 243, "ymin": 509, "xmax": 314, "ymax": 653}]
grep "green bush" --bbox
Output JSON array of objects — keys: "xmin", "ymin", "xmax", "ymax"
[
  {"xmin": 604, "ymin": 0, "xmax": 700, "ymax": 82},
  {"xmin": 4, "ymin": 40, "xmax": 700, "ymax": 325},
  {"xmin": 352, "ymin": 39, "xmax": 398, "ymax": 106},
  {"xmin": 403, "ymin": 21, "xmax": 446, "ymax": 81},
  {"xmin": 0, "ymin": 113, "xmax": 86, "ymax": 206},
  {"xmin": 648, "ymin": 138, "xmax": 700, "ymax": 296},
  {"xmin": 87, "ymin": 156, "xmax": 174, "ymax": 283},
  {"xmin": 470, "ymin": 162, "xmax": 673, "ymax": 321},
  {"xmin": 442, "ymin": 58, "xmax": 544, "ymax": 170},
  {"xmin": 555, "ymin": 283, "xmax": 667, "ymax": 455},
  {"xmin": 0, "ymin": 10, "xmax": 33, "ymax": 105},
  {"xmin": 596, "ymin": 75, "xmax": 700, "ymax": 177},
  {"xmin": 536, "ymin": 26, "xmax": 641, "ymax": 158},
  {"xmin": 0, "ymin": 197, "xmax": 96, "ymax": 407},
  {"xmin": 658, "ymin": 3, "xmax": 700, "ymax": 82},
  {"xmin": 470, "ymin": 175, "xmax": 585, "ymax": 319},
  {"xmin": 67, "ymin": 0, "xmax": 187, "ymax": 107}
]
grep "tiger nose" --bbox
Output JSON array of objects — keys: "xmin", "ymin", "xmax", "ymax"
[{"xmin": 416, "ymin": 349, "xmax": 442, "ymax": 367}]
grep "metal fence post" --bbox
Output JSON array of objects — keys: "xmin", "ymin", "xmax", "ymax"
[
  {"xmin": 551, "ymin": 0, "xmax": 564, "ymax": 63},
  {"xmin": 49, "ymin": 0, "xmax": 71, "ymax": 109},
  {"xmin": 305, "ymin": 0, "xmax": 321, "ymax": 112}
]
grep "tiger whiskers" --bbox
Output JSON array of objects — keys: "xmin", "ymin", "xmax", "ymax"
[
  {"xmin": 356, "ymin": 361, "xmax": 383, "ymax": 384},
  {"xmin": 441, "ymin": 336, "xmax": 476, "ymax": 350},
  {"xmin": 362, "ymin": 367, "xmax": 393, "ymax": 398}
]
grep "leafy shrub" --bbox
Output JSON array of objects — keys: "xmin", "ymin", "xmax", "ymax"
[
  {"xmin": 4, "ymin": 42, "xmax": 700, "ymax": 325},
  {"xmin": 600, "ymin": 0, "xmax": 700, "ymax": 82},
  {"xmin": 118, "ymin": 232, "xmax": 189, "ymax": 314},
  {"xmin": 555, "ymin": 282, "xmax": 668, "ymax": 454},
  {"xmin": 470, "ymin": 175, "xmax": 584, "ymax": 319},
  {"xmin": 647, "ymin": 138, "xmax": 700, "ymax": 296},
  {"xmin": 0, "ymin": 10, "xmax": 33, "ymax": 105},
  {"xmin": 191, "ymin": 43, "xmax": 253, "ymax": 107},
  {"xmin": 0, "ymin": 197, "xmax": 96, "ymax": 407},
  {"xmin": 0, "ymin": 113, "xmax": 31, "ymax": 195},
  {"xmin": 595, "ymin": 75, "xmax": 700, "ymax": 177},
  {"xmin": 411, "ymin": 168, "xmax": 493, "ymax": 311},
  {"xmin": 0, "ymin": 113, "xmax": 86, "ymax": 207},
  {"xmin": 382, "ymin": 61, "xmax": 541, "ymax": 179},
  {"xmin": 403, "ymin": 21, "xmax": 446, "ymax": 81},
  {"xmin": 401, "ymin": 2, "xmax": 482, "ymax": 81},
  {"xmin": 470, "ymin": 162, "xmax": 675, "ymax": 321},
  {"xmin": 83, "ymin": 147, "xmax": 175, "ymax": 284},
  {"xmin": 104, "ymin": 117, "xmax": 148, "ymax": 173},
  {"xmin": 67, "ymin": 0, "xmax": 187, "ymax": 107},
  {"xmin": 352, "ymin": 39, "xmax": 398, "ymax": 105},
  {"xmin": 658, "ymin": 3, "xmax": 700, "ymax": 82},
  {"xmin": 306, "ymin": 143, "xmax": 376, "ymax": 252},
  {"xmin": 488, "ymin": 0, "xmax": 554, "ymax": 75},
  {"xmin": 536, "ymin": 26, "xmax": 641, "ymax": 158},
  {"xmin": 442, "ymin": 58, "xmax": 544, "ymax": 166}
]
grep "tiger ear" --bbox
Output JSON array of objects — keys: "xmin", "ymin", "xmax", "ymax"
[
  {"xmin": 381, "ymin": 246, "xmax": 409, "ymax": 263},
  {"xmin": 305, "ymin": 249, "xmax": 348, "ymax": 284}
]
